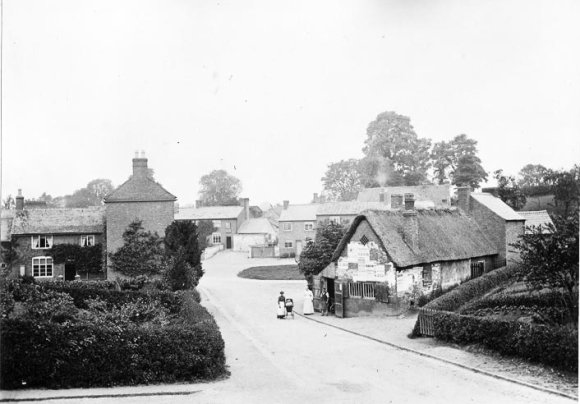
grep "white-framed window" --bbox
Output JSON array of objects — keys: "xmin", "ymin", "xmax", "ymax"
[
  {"xmin": 81, "ymin": 235, "xmax": 95, "ymax": 247},
  {"xmin": 32, "ymin": 257, "xmax": 53, "ymax": 277},
  {"xmin": 330, "ymin": 216, "xmax": 341, "ymax": 224},
  {"xmin": 282, "ymin": 223, "xmax": 292, "ymax": 232},
  {"xmin": 225, "ymin": 222, "xmax": 231, "ymax": 229},
  {"xmin": 212, "ymin": 233, "xmax": 222, "ymax": 244},
  {"xmin": 284, "ymin": 241, "xmax": 293, "ymax": 248},
  {"xmin": 31, "ymin": 235, "xmax": 53, "ymax": 249},
  {"xmin": 304, "ymin": 222, "xmax": 314, "ymax": 231},
  {"xmin": 212, "ymin": 220, "xmax": 221, "ymax": 228}
]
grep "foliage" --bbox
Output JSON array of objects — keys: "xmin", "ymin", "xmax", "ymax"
[
  {"xmin": 511, "ymin": 215, "xmax": 579, "ymax": 322},
  {"xmin": 363, "ymin": 111, "xmax": 432, "ymax": 186},
  {"xmin": 431, "ymin": 134, "xmax": 487, "ymax": 188},
  {"xmin": 50, "ymin": 243, "xmax": 104, "ymax": 274},
  {"xmin": 109, "ymin": 220, "xmax": 165, "ymax": 277},
  {"xmin": 198, "ymin": 169, "xmax": 242, "ymax": 206},
  {"xmin": 493, "ymin": 169, "xmax": 527, "ymax": 210},
  {"xmin": 517, "ymin": 164, "xmax": 552, "ymax": 188},
  {"xmin": 545, "ymin": 167, "xmax": 579, "ymax": 217},
  {"xmin": 357, "ymin": 155, "xmax": 404, "ymax": 188},
  {"xmin": 1, "ymin": 239, "xmax": 20, "ymax": 272},
  {"xmin": 66, "ymin": 179, "xmax": 114, "ymax": 208},
  {"xmin": 164, "ymin": 221, "xmax": 204, "ymax": 290},
  {"xmin": 196, "ymin": 220, "xmax": 216, "ymax": 251},
  {"xmin": 431, "ymin": 312, "xmax": 577, "ymax": 371},
  {"xmin": 298, "ymin": 222, "xmax": 346, "ymax": 277},
  {"xmin": 321, "ymin": 159, "xmax": 363, "ymax": 201}
]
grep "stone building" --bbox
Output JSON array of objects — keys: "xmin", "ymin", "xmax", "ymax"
[{"xmin": 104, "ymin": 153, "xmax": 176, "ymax": 278}]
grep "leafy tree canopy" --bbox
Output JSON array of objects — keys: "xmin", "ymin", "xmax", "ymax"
[
  {"xmin": 199, "ymin": 169, "xmax": 242, "ymax": 206},
  {"xmin": 512, "ymin": 215, "xmax": 578, "ymax": 322},
  {"xmin": 431, "ymin": 134, "xmax": 487, "ymax": 188},
  {"xmin": 163, "ymin": 221, "xmax": 205, "ymax": 290},
  {"xmin": 493, "ymin": 169, "xmax": 527, "ymax": 211},
  {"xmin": 545, "ymin": 167, "xmax": 580, "ymax": 217},
  {"xmin": 67, "ymin": 179, "xmax": 114, "ymax": 208},
  {"xmin": 109, "ymin": 220, "xmax": 165, "ymax": 277},
  {"xmin": 298, "ymin": 222, "xmax": 346, "ymax": 278},
  {"xmin": 321, "ymin": 159, "xmax": 363, "ymax": 201},
  {"xmin": 363, "ymin": 111, "xmax": 431, "ymax": 186},
  {"xmin": 517, "ymin": 164, "xmax": 552, "ymax": 188}
]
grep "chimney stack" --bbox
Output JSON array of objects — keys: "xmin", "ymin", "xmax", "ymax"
[
  {"xmin": 132, "ymin": 151, "xmax": 148, "ymax": 179},
  {"xmin": 457, "ymin": 186, "xmax": 472, "ymax": 213},
  {"xmin": 391, "ymin": 194, "xmax": 403, "ymax": 209},
  {"xmin": 15, "ymin": 189, "xmax": 24, "ymax": 211},
  {"xmin": 313, "ymin": 193, "xmax": 319, "ymax": 204},
  {"xmin": 404, "ymin": 193, "xmax": 415, "ymax": 210},
  {"xmin": 240, "ymin": 197, "xmax": 250, "ymax": 220},
  {"xmin": 283, "ymin": 200, "xmax": 289, "ymax": 210},
  {"xmin": 195, "ymin": 200, "xmax": 202, "ymax": 208},
  {"xmin": 402, "ymin": 193, "xmax": 418, "ymax": 250}
]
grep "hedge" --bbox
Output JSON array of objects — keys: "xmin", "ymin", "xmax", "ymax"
[
  {"xmin": 432, "ymin": 312, "xmax": 578, "ymax": 371},
  {"xmin": 424, "ymin": 266, "xmax": 516, "ymax": 312},
  {"xmin": 1, "ymin": 318, "xmax": 226, "ymax": 389}
]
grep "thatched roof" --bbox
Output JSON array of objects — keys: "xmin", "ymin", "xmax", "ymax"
[
  {"xmin": 332, "ymin": 208, "xmax": 498, "ymax": 268},
  {"xmin": 11, "ymin": 207, "xmax": 105, "ymax": 235}
]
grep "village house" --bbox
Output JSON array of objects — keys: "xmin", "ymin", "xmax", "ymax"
[
  {"xmin": 278, "ymin": 201, "xmax": 319, "ymax": 257},
  {"xmin": 314, "ymin": 194, "xmax": 498, "ymax": 317},
  {"xmin": 235, "ymin": 217, "xmax": 278, "ymax": 256},
  {"xmin": 104, "ymin": 152, "xmax": 177, "ymax": 278},
  {"xmin": 317, "ymin": 200, "xmax": 396, "ymax": 227},
  {"xmin": 357, "ymin": 184, "xmax": 451, "ymax": 208},
  {"xmin": 518, "ymin": 210, "xmax": 555, "ymax": 234},
  {"xmin": 7, "ymin": 190, "xmax": 106, "ymax": 281},
  {"xmin": 175, "ymin": 198, "xmax": 250, "ymax": 250}
]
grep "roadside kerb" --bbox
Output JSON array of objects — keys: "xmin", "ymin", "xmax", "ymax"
[
  {"xmin": 0, "ymin": 390, "xmax": 200, "ymax": 403},
  {"xmin": 295, "ymin": 311, "xmax": 577, "ymax": 401}
]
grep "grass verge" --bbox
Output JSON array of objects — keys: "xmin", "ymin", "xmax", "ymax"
[{"xmin": 237, "ymin": 265, "xmax": 304, "ymax": 280}]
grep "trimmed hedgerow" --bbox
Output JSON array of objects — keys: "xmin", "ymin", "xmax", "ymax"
[
  {"xmin": 432, "ymin": 312, "xmax": 578, "ymax": 371},
  {"xmin": 0, "ymin": 318, "xmax": 226, "ymax": 389}
]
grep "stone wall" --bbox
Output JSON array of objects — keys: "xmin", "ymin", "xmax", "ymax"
[{"xmin": 469, "ymin": 197, "xmax": 508, "ymax": 261}]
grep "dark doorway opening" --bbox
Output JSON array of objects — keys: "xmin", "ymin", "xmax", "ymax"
[
  {"xmin": 226, "ymin": 236, "xmax": 232, "ymax": 249},
  {"xmin": 326, "ymin": 278, "xmax": 335, "ymax": 314},
  {"xmin": 65, "ymin": 263, "xmax": 76, "ymax": 281}
]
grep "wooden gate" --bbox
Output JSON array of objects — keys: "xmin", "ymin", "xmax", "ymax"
[
  {"xmin": 334, "ymin": 281, "xmax": 344, "ymax": 318},
  {"xmin": 418, "ymin": 308, "xmax": 436, "ymax": 336},
  {"xmin": 470, "ymin": 261, "xmax": 484, "ymax": 279}
]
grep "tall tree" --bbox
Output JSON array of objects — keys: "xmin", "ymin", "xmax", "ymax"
[
  {"xmin": 493, "ymin": 169, "xmax": 527, "ymax": 211},
  {"xmin": 517, "ymin": 164, "xmax": 551, "ymax": 188},
  {"xmin": 164, "ymin": 221, "xmax": 204, "ymax": 289},
  {"xmin": 321, "ymin": 159, "xmax": 363, "ymax": 201},
  {"xmin": 298, "ymin": 222, "xmax": 347, "ymax": 280},
  {"xmin": 546, "ymin": 167, "xmax": 580, "ymax": 217},
  {"xmin": 363, "ymin": 111, "xmax": 431, "ymax": 186},
  {"xmin": 357, "ymin": 156, "xmax": 404, "ymax": 188},
  {"xmin": 431, "ymin": 134, "xmax": 487, "ymax": 188},
  {"xmin": 198, "ymin": 170, "xmax": 242, "ymax": 206},
  {"xmin": 109, "ymin": 220, "xmax": 165, "ymax": 277},
  {"xmin": 66, "ymin": 179, "xmax": 114, "ymax": 208}
]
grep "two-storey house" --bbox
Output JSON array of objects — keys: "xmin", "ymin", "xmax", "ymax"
[{"xmin": 278, "ymin": 201, "xmax": 319, "ymax": 257}]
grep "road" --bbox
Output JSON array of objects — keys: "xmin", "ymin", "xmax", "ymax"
[{"xmin": 4, "ymin": 251, "xmax": 571, "ymax": 404}]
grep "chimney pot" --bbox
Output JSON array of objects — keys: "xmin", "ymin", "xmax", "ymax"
[
  {"xmin": 457, "ymin": 186, "xmax": 472, "ymax": 213},
  {"xmin": 404, "ymin": 193, "xmax": 415, "ymax": 210},
  {"xmin": 391, "ymin": 194, "xmax": 403, "ymax": 209},
  {"xmin": 16, "ymin": 189, "xmax": 25, "ymax": 211},
  {"xmin": 313, "ymin": 193, "xmax": 318, "ymax": 203},
  {"xmin": 283, "ymin": 200, "xmax": 289, "ymax": 210}
]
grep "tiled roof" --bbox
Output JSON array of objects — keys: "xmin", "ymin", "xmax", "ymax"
[
  {"xmin": 470, "ymin": 193, "xmax": 524, "ymax": 221},
  {"xmin": 11, "ymin": 207, "xmax": 106, "ymax": 235},
  {"xmin": 518, "ymin": 210, "xmax": 554, "ymax": 234},
  {"xmin": 332, "ymin": 208, "xmax": 498, "ymax": 268},
  {"xmin": 317, "ymin": 201, "xmax": 391, "ymax": 216},
  {"xmin": 175, "ymin": 206, "xmax": 243, "ymax": 220},
  {"xmin": 238, "ymin": 218, "xmax": 276, "ymax": 234},
  {"xmin": 279, "ymin": 204, "xmax": 319, "ymax": 222},
  {"xmin": 105, "ymin": 177, "xmax": 176, "ymax": 203},
  {"xmin": 357, "ymin": 185, "xmax": 451, "ymax": 205}
]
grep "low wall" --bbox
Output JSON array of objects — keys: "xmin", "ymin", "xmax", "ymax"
[{"xmin": 202, "ymin": 245, "xmax": 223, "ymax": 261}]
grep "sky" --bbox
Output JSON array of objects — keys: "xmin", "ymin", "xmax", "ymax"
[{"xmin": 1, "ymin": 0, "xmax": 579, "ymax": 206}]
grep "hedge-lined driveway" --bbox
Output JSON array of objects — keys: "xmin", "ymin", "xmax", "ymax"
[{"xmin": 193, "ymin": 251, "xmax": 573, "ymax": 404}]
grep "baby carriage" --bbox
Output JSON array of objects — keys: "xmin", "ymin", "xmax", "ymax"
[
  {"xmin": 277, "ymin": 301, "xmax": 286, "ymax": 319},
  {"xmin": 285, "ymin": 298, "xmax": 294, "ymax": 319}
]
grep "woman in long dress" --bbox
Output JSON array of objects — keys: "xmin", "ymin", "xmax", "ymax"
[{"xmin": 303, "ymin": 286, "xmax": 314, "ymax": 315}]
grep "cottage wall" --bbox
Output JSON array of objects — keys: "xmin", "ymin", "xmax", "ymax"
[
  {"xmin": 213, "ymin": 218, "xmax": 239, "ymax": 249},
  {"xmin": 505, "ymin": 221, "xmax": 525, "ymax": 265},
  {"xmin": 469, "ymin": 197, "xmax": 508, "ymax": 261},
  {"xmin": 12, "ymin": 233, "xmax": 105, "ymax": 280},
  {"xmin": 278, "ymin": 220, "xmax": 316, "ymax": 256},
  {"xmin": 439, "ymin": 259, "xmax": 471, "ymax": 288}
]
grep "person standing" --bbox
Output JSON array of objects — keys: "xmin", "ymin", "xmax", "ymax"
[
  {"xmin": 303, "ymin": 286, "xmax": 314, "ymax": 315},
  {"xmin": 320, "ymin": 289, "xmax": 329, "ymax": 316}
]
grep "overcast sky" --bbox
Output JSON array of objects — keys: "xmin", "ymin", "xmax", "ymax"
[{"xmin": 1, "ymin": 0, "xmax": 579, "ymax": 206}]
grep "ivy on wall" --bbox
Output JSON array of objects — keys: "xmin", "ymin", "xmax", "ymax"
[{"xmin": 50, "ymin": 243, "xmax": 104, "ymax": 274}]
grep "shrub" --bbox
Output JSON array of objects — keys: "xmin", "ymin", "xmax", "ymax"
[{"xmin": 432, "ymin": 312, "xmax": 578, "ymax": 371}]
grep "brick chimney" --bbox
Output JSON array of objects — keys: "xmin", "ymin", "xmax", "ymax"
[
  {"xmin": 403, "ymin": 194, "xmax": 418, "ymax": 250},
  {"xmin": 283, "ymin": 200, "xmax": 289, "ymax": 210},
  {"xmin": 132, "ymin": 150, "xmax": 148, "ymax": 179},
  {"xmin": 391, "ymin": 194, "xmax": 403, "ymax": 209},
  {"xmin": 457, "ymin": 186, "xmax": 472, "ymax": 214},
  {"xmin": 239, "ymin": 197, "xmax": 250, "ymax": 220},
  {"xmin": 15, "ymin": 189, "xmax": 24, "ymax": 211},
  {"xmin": 313, "ymin": 193, "xmax": 319, "ymax": 204},
  {"xmin": 195, "ymin": 200, "xmax": 202, "ymax": 208}
]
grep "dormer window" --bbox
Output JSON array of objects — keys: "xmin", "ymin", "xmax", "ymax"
[
  {"xmin": 32, "ymin": 235, "xmax": 53, "ymax": 249},
  {"xmin": 81, "ymin": 235, "xmax": 95, "ymax": 247}
]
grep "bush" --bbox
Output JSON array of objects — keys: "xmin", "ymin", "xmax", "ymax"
[
  {"xmin": 425, "ymin": 266, "xmax": 516, "ymax": 312},
  {"xmin": 432, "ymin": 312, "xmax": 578, "ymax": 371},
  {"xmin": 0, "ymin": 319, "xmax": 226, "ymax": 389}
]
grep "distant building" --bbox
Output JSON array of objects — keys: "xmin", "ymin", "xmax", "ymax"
[
  {"xmin": 278, "ymin": 201, "xmax": 319, "ymax": 257},
  {"xmin": 357, "ymin": 184, "xmax": 451, "ymax": 208},
  {"xmin": 518, "ymin": 210, "xmax": 554, "ymax": 234}
]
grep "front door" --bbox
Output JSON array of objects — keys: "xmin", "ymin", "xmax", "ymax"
[
  {"xmin": 226, "ymin": 236, "xmax": 232, "ymax": 249},
  {"xmin": 65, "ymin": 263, "xmax": 76, "ymax": 281},
  {"xmin": 327, "ymin": 278, "xmax": 335, "ymax": 314},
  {"xmin": 334, "ymin": 280, "xmax": 344, "ymax": 318}
]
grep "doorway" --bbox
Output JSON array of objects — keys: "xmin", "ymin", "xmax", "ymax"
[
  {"xmin": 326, "ymin": 278, "xmax": 335, "ymax": 314},
  {"xmin": 65, "ymin": 263, "xmax": 76, "ymax": 281},
  {"xmin": 226, "ymin": 236, "xmax": 232, "ymax": 249}
]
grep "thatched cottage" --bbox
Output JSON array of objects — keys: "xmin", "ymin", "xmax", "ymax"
[{"xmin": 315, "ymin": 194, "xmax": 499, "ymax": 317}]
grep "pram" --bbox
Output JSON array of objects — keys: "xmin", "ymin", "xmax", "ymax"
[
  {"xmin": 284, "ymin": 298, "xmax": 294, "ymax": 319},
  {"xmin": 277, "ymin": 301, "xmax": 286, "ymax": 319}
]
